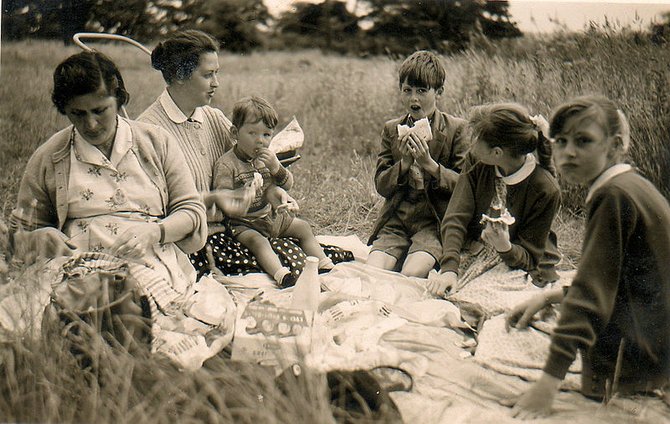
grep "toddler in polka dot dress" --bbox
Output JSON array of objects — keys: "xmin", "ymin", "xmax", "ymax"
[{"xmin": 212, "ymin": 96, "xmax": 334, "ymax": 287}]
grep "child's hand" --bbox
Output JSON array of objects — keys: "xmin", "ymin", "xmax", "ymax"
[
  {"xmin": 406, "ymin": 133, "xmax": 438, "ymax": 174},
  {"xmin": 426, "ymin": 270, "xmax": 458, "ymax": 297},
  {"xmin": 256, "ymin": 148, "xmax": 281, "ymax": 174},
  {"xmin": 511, "ymin": 373, "xmax": 561, "ymax": 419},
  {"xmin": 266, "ymin": 186, "xmax": 299, "ymax": 213},
  {"xmin": 505, "ymin": 294, "xmax": 547, "ymax": 331},
  {"xmin": 275, "ymin": 191, "xmax": 300, "ymax": 214},
  {"xmin": 398, "ymin": 134, "xmax": 415, "ymax": 171},
  {"xmin": 530, "ymin": 114, "xmax": 550, "ymax": 137},
  {"xmin": 481, "ymin": 221, "xmax": 512, "ymax": 253},
  {"xmin": 406, "ymin": 133, "xmax": 427, "ymax": 159}
]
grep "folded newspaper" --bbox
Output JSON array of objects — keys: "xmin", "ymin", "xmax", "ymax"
[{"xmin": 269, "ymin": 116, "xmax": 304, "ymax": 154}]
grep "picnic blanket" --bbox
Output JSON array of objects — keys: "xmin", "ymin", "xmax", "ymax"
[
  {"xmin": 1, "ymin": 235, "xmax": 668, "ymax": 422},
  {"xmin": 218, "ymin": 235, "xmax": 670, "ymax": 423}
]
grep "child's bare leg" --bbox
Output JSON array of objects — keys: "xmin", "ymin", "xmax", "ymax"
[
  {"xmin": 237, "ymin": 229, "xmax": 290, "ymax": 282},
  {"xmin": 401, "ymin": 251, "xmax": 435, "ymax": 278},
  {"xmin": 366, "ymin": 250, "xmax": 398, "ymax": 270},
  {"xmin": 283, "ymin": 218, "xmax": 333, "ymax": 269}
]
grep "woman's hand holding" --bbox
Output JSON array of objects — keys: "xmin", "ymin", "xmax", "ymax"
[
  {"xmin": 256, "ymin": 148, "xmax": 281, "ymax": 174},
  {"xmin": 511, "ymin": 373, "xmax": 561, "ymax": 420},
  {"xmin": 426, "ymin": 270, "xmax": 458, "ymax": 297},
  {"xmin": 110, "ymin": 223, "xmax": 160, "ymax": 259},
  {"xmin": 481, "ymin": 221, "xmax": 512, "ymax": 253},
  {"xmin": 14, "ymin": 227, "xmax": 76, "ymax": 265}
]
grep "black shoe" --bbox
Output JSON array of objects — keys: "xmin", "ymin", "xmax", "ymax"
[{"xmin": 280, "ymin": 272, "xmax": 297, "ymax": 288}]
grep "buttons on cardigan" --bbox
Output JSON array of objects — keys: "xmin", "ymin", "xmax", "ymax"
[{"xmin": 200, "ymin": 150, "xmax": 206, "ymax": 156}]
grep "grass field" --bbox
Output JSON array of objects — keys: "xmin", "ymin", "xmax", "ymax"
[{"xmin": 1, "ymin": 27, "xmax": 670, "ymax": 422}]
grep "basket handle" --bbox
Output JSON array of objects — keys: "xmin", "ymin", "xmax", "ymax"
[
  {"xmin": 73, "ymin": 32, "xmax": 151, "ymax": 55},
  {"xmin": 72, "ymin": 33, "xmax": 152, "ymax": 119}
]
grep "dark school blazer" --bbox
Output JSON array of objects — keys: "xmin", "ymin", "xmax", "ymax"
[{"xmin": 368, "ymin": 110, "xmax": 468, "ymax": 245}]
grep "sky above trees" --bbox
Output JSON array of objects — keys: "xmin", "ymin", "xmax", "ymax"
[
  {"xmin": 264, "ymin": 0, "xmax": 670, "ymax": 33},
  {"xmin": 508, "ymin": 0, "xmax": 670, "ymax": 33}
]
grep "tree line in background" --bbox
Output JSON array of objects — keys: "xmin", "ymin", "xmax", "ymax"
[{"xmin": 1, "ymin": 0, "xmax": 522, "ymax": 55}]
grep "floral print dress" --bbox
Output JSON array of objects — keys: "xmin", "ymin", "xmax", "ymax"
[{"xmin": 63, "ymin": 121, "xmax": 195, "ymax": 296}]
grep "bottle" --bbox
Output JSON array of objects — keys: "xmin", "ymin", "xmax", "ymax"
[{"xmin": 290, "ymin": 256, "xmax": 320, "ymax": 311}]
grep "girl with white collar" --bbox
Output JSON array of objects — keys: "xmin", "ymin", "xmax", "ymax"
[
  {"xmin": 428, "ymin": 103, "xmax": 561, "ymax": 296},
  {"xmin": 509, "ymin": 95, "xmax": 670, "ymax": 419}
]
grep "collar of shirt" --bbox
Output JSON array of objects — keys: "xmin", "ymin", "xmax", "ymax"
[
  {"xmin": 495, "ymin": 153, "xmax": 537, "ymax": 185},
  {"xmin": 73, "ymin": 117, "xmax": 132, "ymax": 168},
  {"xmin": 585, "ymin": 163, "xmax": 633, "ymax": 204},
  {"xmin": 159, "ymin": 89, "xmax": 204, "ymax": 124}
]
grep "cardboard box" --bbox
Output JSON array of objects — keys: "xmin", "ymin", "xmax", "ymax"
[{"xmin": 231, "ymin": 302, "xmax": 313, "ymax": 365}]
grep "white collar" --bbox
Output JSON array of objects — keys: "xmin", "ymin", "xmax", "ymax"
[
  {"xmin": 159, "ymin": 89, "xmax": 204, "ymax": 124},
  {"xmin": 585, "ymin": 163, "xmax": 632, "ymax": 203},
  {"xmin": 73, "ymin": 117, "xmax": 132, "ymax": 167},
  {"xmin": 495, "ymin": 153, "xmax": 537, "ymax": 185}
]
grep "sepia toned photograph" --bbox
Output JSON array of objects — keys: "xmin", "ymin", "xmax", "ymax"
[{"xmin": 1, "ymin": 0, "xmax": 669, "ymax": 422}]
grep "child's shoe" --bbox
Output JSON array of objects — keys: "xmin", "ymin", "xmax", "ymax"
[
  {"xmin": 318, "ymin": 257, "xmax": 335, "ymax": 274},
  {"xmin": 274, "ymin": 266, "xmax": 296, "ymax": 288},
  {"xmin": 280, "ymin": 272, "xmax": 298, "ymax": 288}
]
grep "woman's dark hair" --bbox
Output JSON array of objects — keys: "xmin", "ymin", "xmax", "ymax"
[
  {"xmin": 468, "ymin": 103, "xmax": 555, "ymax": 176},
  {"xmin": 151, "ymin": 30, "xmax": 220, "ymax": 84},
  {"xmin": 52, "ymin": 51, "xmax": 129, "ymax": 115}
]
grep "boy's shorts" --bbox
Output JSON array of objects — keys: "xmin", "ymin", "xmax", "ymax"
[
  {"xmin": 370, "ymin": 213, "xmax": 441, "ymax": 262},
  {"xmin": 231, "ymin": 211, "xmax": 294, "ymax": 239}
]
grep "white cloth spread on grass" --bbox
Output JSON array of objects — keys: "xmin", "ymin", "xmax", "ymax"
[{"xmin": 3, "ymin": 235, "xmax": 668, "ymax": 423}]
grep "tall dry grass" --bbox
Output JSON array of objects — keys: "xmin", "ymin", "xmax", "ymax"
[{"xmin": 1, "ymin": 25, "xmax": 670, "ymax": 421}]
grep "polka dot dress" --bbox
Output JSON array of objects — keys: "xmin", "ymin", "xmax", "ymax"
[{"xmin": 189, "ymin": 230, "xmax": 354, "ymax": 278}]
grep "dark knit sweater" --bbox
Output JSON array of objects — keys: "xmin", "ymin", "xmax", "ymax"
[
  {"xmin": 544, "ymin": 170, "xmax": 670, "ymax": 396},
  {"xmin": 439, "ymin": 159, "xmax": 560, "ymax": 277},
  {"xmin": 368, "ymin": 110, "xmax": 468, "ymax": 245}
]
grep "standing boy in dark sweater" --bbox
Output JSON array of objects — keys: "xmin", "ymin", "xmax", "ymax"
[
  {"xmin": 509, "ymin": 95, "xmax": 670, "ymax": 419},
  {"xmin": 367, "ymin": 50, "xmax": 468, "ymax": 278}
]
